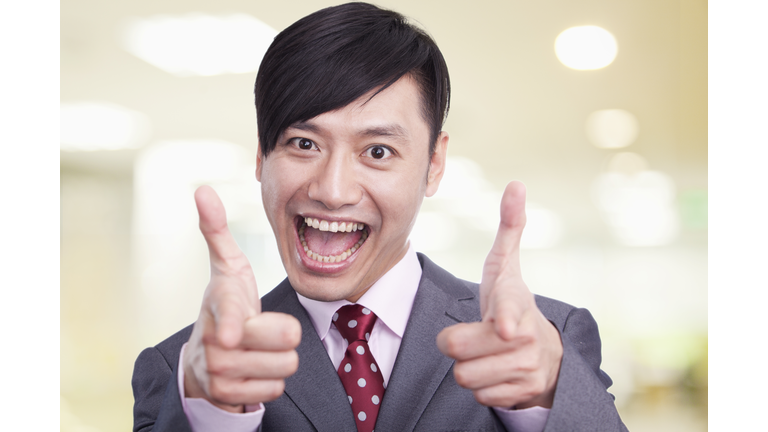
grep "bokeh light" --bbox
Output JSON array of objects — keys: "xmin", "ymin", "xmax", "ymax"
[
  {"xmin": 60, "ymin": 102, "xmax": 151, "ymax": 151},
  {"xmin": 555, "ymin": 25, "xmax": 618, "ymax": 70},
  {"xmin": 520, "ymin": 205, "xmax": 564, "ymax": 249},
  {"xmin": 415, "ymin": 156, "xmax": 563, "ymax": 251},
  {"xmin": 586, "ymin": 109, "xmax": 639, "ymax": 149},
  {"xmin": 593, "ymin": 153, "xmax": 680, "ymax": 246},
  {"xmin": 121, "ymin": 13, "xmax": 278, "ymax": 77}
]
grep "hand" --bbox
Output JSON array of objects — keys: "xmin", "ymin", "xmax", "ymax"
[
  {"xmin": 183, "ymin": 186, "xmax": 302, "ymax": 413},
  {"xmin": 437, "ymin": 181, "xmax": 563, "ymax": 409}
]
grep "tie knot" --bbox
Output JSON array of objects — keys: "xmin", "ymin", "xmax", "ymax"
[{"xmin": 333, "ymin": 304, "xmax": 377, "ymax": 342}]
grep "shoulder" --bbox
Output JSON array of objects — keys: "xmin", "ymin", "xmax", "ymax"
[
  {"xmin": 157, "ymin": 325, "xmax": 194, "ymax": 357},
  {"xmin": 417, "ymin": 252, "xmax": 582, "ymax": 324}
]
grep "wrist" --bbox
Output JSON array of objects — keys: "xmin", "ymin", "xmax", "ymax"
[{"xmin": 514, "ymin": 388, "xmax": 555, "ymax": 409}]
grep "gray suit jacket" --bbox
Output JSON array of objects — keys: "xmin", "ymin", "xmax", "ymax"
[{"xmin": 133, "ymin": 253, "xmax": 627, "ymax": 431}]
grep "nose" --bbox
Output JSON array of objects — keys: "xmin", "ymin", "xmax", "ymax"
[{"xmin": 307, "ymin": 153, "xmax": 362, "ymax": 210}]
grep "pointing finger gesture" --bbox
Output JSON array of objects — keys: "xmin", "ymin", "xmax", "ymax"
[
  {"xmin": 437, "ymin": 181, "xmax": 563, "ymax": 409},
  {"xmin": 184, "ymin": 186, "xmax": 301, "ymax": 412},
  {"xmin": 195, "ymin": 185, "xmax": 260, "ymax": 346}
]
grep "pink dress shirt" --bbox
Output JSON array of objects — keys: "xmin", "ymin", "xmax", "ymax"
[{"xmin": 178, "ymin": 243, "xmax": 550, "ymax": 432}]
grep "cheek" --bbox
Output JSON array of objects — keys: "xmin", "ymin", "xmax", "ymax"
[
  {"xmin": 371, "ymin": 169, "xmax": 427, "ymax": 226},
  {"xmin": 260, "ymin": 162, "xmax": 307, "ymax": 222},
  {"xmin": 259, "ymin": 168, "xmax": 289, "ymax": 224}
]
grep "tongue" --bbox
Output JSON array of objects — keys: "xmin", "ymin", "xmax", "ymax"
[{"xmin": 304, "ymin": 226, "xmax": 363, "ymax": 256}]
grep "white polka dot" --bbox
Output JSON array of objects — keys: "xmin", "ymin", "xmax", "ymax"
[
  {"xmin": 358, "ymin": 378, "xmax": 366, "ymax": 387},
  {"xmin": 362, "ymin": 308, "xmax": 371, "ymax": 315},
  {"xmin": 348, "ymin": 395, "xmax": 353, "ymax": 404},
  {"xmin": 371, "ymin": 395, "xmax": 380, "ymax": 405},
  {"xmin": 365, "ymin": 332, "xmax": 370, "ymax": 341},
  {"xmin": 356, "ymin": 345, "xmax": 365, "ymax": 355},
  {"xmin": 333, "ymin": 312, "xmax": 339, "ymax": 322},
  {"xmin": 348, "ymin": 319, "xmax": 357, "ymax": 328},
  {"xmin": 344, "ymin": 363, "xmax": 351, "ymax": 373},
  {"xmin": 358, "ymin": 411, "xmax": 367, "ymax": 421},
  {"xmin": 370, "ymin": 363, "xmax": 377, "ymax": 373}
]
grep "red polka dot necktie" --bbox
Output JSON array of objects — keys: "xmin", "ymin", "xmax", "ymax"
[{"xmin": 333, "ymin": 304, "xmax": 385, "ymax": 432}]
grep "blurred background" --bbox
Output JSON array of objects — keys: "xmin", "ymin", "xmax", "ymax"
[{"xmin": 60, "ymin": 0, "xmax": 707, "ymax": 430}]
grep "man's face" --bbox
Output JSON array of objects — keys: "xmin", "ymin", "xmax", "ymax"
[{"xmin": 257, "ymin": 76, "xmax": 448, "ymax": 302}]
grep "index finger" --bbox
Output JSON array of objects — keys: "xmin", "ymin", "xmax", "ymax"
[
  {"xmin": 437, "ymin": 321, "xmax": 528, "ymax": 361},
  {"xmin": 195, "ymin": 185, "xmax": 247, "ymax": 267},
  {"xmin": 240, "ymin": 312, "xmax": 303, "ymax": 351}
]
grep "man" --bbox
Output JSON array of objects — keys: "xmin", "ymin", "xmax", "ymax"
[{"xmin": 132, "ymin": 3, "xmax": 627, "ymax": 431}]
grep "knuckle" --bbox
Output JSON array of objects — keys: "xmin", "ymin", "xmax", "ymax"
[
  {"xmin": 452, "ymin": 364, "xmax": 473, "ymax": 388},
  {"xmin": 518, "ymin": 376, "xmax": 545, "ymax": 401},
  {"xmin": 473, "ymin": 389, "xmax": 493, "ymax": 406},
  {"xmin": 207, "ymin": 378, "xmax": 229, "ymax": 402},
  {"xmin": 283, "ymin": 350, "xmax": 300, "ymax": 375},
  {"xmin": 531, "ymin": 377, "xmax": 547, "ymax": 396},
  {"xmin": 264, "ymin": 380, "xmax": 285, "ymax": 401},
  {"xmin": 201, "ymin": 331, "xmax": 218, "ymax": 346},
  {"xmin": 283, "ymin": 320, "xmax": 302, "ymax": 347},
  {"xmin": 444, "ymin": 335, "xmax": 466, "ymax": 359},
  {"xmin": 206, "ymin": 353, "xmax": 230, "ymax": 376},
  {"xmin": 235, "ymin": 262, "xmax": 255, "ymax": 280},
  {"xmin": 515, "ymin": 328, "xmax": 536, "ymax": 345}
]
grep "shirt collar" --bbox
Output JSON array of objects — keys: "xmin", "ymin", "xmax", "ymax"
[{"xmin": 297, "ymin": 242, "xmax": 422, "ymax": 340}]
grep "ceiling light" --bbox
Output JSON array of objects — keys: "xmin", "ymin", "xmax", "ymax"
[
  {"xmin": 121, "ymin": 13, "xmax": 277, "ymax": 77},
  {"xmin": 60, "ymin": 102, "xmax": 151, "ymax": 151},
  {"xmin": 586, "ymin": 109, "xmax": 639, "ymax": 149},
  {"xmin": 520, "ymin": 206, "xmax": 564, "ymax": 250},
  {"xmin": 555, "ymin": 26, "xmax": 618, "ymax": 70}
]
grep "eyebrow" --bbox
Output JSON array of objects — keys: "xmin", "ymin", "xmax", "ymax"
[
  {"xmin": 288, "ymin": 121, "xmax": 410, "ymax": 143},
  {"xmin": 288, "ymin": 121, "xmax": 321, "ymax": 134},
  {"xmin": 359, "ymin": 124, "xmax": 409, "ymax": 142}
]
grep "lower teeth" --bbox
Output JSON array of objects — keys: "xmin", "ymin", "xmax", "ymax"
[{"xmin": 299, "ymin": 222, "xmax": 367, "ymax": 263}]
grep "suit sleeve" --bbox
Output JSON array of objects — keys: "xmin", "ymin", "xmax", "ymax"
[
  {"xmin": 543, "ymin": 307, "xmax": 629, "ymax": 432},
  {"xmin": 132, "ymin": 346, "xmax": 194, "ymax": 432}
]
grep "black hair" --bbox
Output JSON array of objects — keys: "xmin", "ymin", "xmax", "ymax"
[{"xmin": 254, "ymin": 2, "xmax": 450, "ymax": 157}]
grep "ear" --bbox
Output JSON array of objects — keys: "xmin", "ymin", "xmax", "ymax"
[
  {"xmin": 425, "ymin": 131, "xmax": 449, "ymax": 197},
  {"xmin": 255, "ymin": 142, "xmax": 263, "ymax": 182}
]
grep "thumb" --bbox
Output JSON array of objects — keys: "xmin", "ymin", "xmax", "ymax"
[
  {"xmin": 196, "ymin": 185, "xmax": 262, "ymax": 315},
  {"xmin": 489, "ymin": 181, "xmax": 527, "ymax": 265},
  {"xmin": 195, "ymin": 185, "xmax": 247, "ymax": 268},
  {"xmin": 480, "ymin": 181, "xmax": 527, "ymax": 318}
]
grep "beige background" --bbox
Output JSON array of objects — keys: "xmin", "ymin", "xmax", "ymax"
[{"xmin": 61, "ymin": 0, "xmax": 707, "ymax": 430}]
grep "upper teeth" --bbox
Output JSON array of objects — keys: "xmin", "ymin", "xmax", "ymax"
[{"xmin": 304, "ymin": 217, "xmax": 364, "ymax": 233}]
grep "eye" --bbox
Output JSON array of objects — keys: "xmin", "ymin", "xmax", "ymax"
[
  {"xmin": 366, "ymin": 145, "xmax": 393, "ymax": 160},
  {"xmin": 292, "ymin": 138, "xmax": 317, "ymax": 150}
]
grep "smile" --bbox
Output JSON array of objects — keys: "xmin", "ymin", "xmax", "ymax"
[{"xmin": 298, "ymin": 217, "xmax": 368, "ymax": 263}]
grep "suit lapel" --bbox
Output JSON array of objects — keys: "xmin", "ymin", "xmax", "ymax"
[
  {"xmin": 375, "ymin": 254, "xmax": 480, "ymax": 432},
  {"xmin": 265, "ymin": 281, "xmax": 358, "ymax": 432}
]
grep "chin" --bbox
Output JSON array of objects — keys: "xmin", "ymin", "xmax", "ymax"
[{"xmin": 287, "ymin": 271, "xmax": 361, "ymax": 302}]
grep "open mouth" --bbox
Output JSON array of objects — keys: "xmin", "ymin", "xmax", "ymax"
[{"xmin": 297, "ymin": 216, "xmax": 369, "ymax": 264}]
